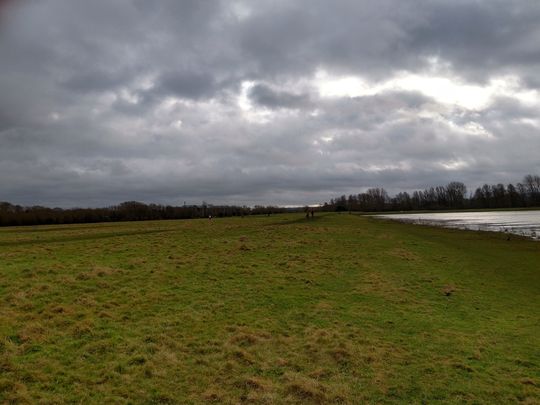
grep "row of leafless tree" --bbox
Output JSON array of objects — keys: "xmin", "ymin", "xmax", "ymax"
[{"xmin": 322, "ymin": 174, "xmax": 540, "ymax": 212}]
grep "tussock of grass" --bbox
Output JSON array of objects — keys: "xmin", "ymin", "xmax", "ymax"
[{"xmin": 0, "ymin": 213, "xmax": 539, "ymax": 403}]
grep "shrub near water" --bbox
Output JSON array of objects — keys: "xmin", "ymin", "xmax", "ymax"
[{"xmin": 0, "ymin": 214, "xmax": 539, "ymax": 403}]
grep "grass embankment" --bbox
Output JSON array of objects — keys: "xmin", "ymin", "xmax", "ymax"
[{"xmin": 0, "ymin": 214, "xmax": 538, "ymax": 404}]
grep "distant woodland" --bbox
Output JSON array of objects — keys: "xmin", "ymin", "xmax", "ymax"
[
  {"xmin": 0, "ymin": 202, "xmax": 293, "ymax": 227},
  {"xmin": 1, "ymin": 174, "xmax": 539, "ymax": 227}
]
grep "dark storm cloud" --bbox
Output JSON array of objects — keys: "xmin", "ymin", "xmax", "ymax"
[
  {"xmin": 316, "ymin": 91, "xmax": 432, "ymax": 131},
  {"xmin": 248, "ymin": 84, "xmax": 312, "ymax": 110},
  {"xmin": 0, "ymin": 0, "xmax": 539, "ymax": 207},
  {"xmin": 237, "ymin": 0, "xmax": 540, "ymax": 83},
  {"xmin": 61, "ymin": 70, "xmax": 127, "ymax": 93},
  {"xmin": 236, "ymin": 0, "xmax": 420, "ymax": 79},
  {"xmin": 409, "ymin": 1, "xmax": 540, "ymax": 84},
  {"xmin": 153, "ymin": 71, "xmax": 219, "ymax": 100}
]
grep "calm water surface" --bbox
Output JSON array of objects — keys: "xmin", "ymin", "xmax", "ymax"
[{"xmin": 374, "ymin": 210, "xmax": 540, "ymax": 240}]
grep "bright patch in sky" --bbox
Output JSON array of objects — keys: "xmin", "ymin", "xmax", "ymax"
[
  {"xmin": 316, "ymin": 71, "xmax": 373, "ymax": 98},
  {"xmin": 394, "ymin": 75, "xmax": 490, "ymax": 109},
  {"xmin": 316, "ymin": 70, "xmax": 540, "ymax": 110},
  {"xmin": 230, "ymin": 1, "xmax": 252, "ymax": 20},
  {"xmin": 439, "ymin": 159, "xmax": 469, "ymax": 171}
]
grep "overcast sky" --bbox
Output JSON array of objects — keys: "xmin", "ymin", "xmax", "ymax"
[{"xmin": 1, "ymin": 0, "xmax": 539, "ymax": 207}]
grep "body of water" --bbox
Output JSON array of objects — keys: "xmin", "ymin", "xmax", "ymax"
[{"xmin": 374, "ymin": 210, "xmax": 540, "ymax": 240}]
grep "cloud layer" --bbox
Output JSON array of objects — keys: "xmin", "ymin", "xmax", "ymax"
[{"xmin": 1, "ymin": 0, "xmax": 539, "ymax": 207}]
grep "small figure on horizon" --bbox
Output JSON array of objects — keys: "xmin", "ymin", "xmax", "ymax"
[{"xmin": 310, "ymin": 209, "xmax": 315, "ymax": 218}]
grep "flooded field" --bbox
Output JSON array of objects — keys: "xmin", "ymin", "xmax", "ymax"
[{"xmin": 375, "ymin": 210, "xmax": 540, "ymax": 240}]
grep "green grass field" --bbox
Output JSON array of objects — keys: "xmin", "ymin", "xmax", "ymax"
[{"xmin": 1, "ymin": 213, "xmax": 539, "ymax": 404}]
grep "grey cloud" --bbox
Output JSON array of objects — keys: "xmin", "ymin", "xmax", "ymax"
[{"xmin": 474, "ymin": 97, "xmax": 540, "ymax": 123}]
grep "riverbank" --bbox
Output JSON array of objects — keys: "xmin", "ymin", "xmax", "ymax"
[
  {"xmin": 1, "ymin": 213, "xmax": 538, "ymax": 403},
  {"xmin": 372, "ymin": 210, "xmax": 540, "ymax": 240}
]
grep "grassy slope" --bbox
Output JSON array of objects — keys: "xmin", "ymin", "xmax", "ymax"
[{"xmin": 0, "ymin": 214, "xmax": 538, "ymax": 404}]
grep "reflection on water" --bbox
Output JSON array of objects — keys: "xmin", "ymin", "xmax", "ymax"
[{"xmin": 374, "ymin": 211, "xmax": 540, "ymax": 240}]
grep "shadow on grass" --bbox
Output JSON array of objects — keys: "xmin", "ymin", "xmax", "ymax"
[
  {"xmin": 0, "ymin": 223, "xmax": 131, "ymax": 234},
  {"xmin": 268, "ymin": 214, "xmax": 328, "ymax": 226},
  {"xmin": 0, "ymin": 228, "xmax": 175, "ymax": 247}
]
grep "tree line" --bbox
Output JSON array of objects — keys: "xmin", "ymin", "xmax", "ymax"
[
  {"xmin": 322, "ymin": 174, "xmax": 540, "ymax": 212},
  {"xmin": 2, "ymin": 174, "xmax": 539, "ymax": 226},
  {"xmin": 0, "ymin": 201, "xmax": 296, "ymax": 227}
]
